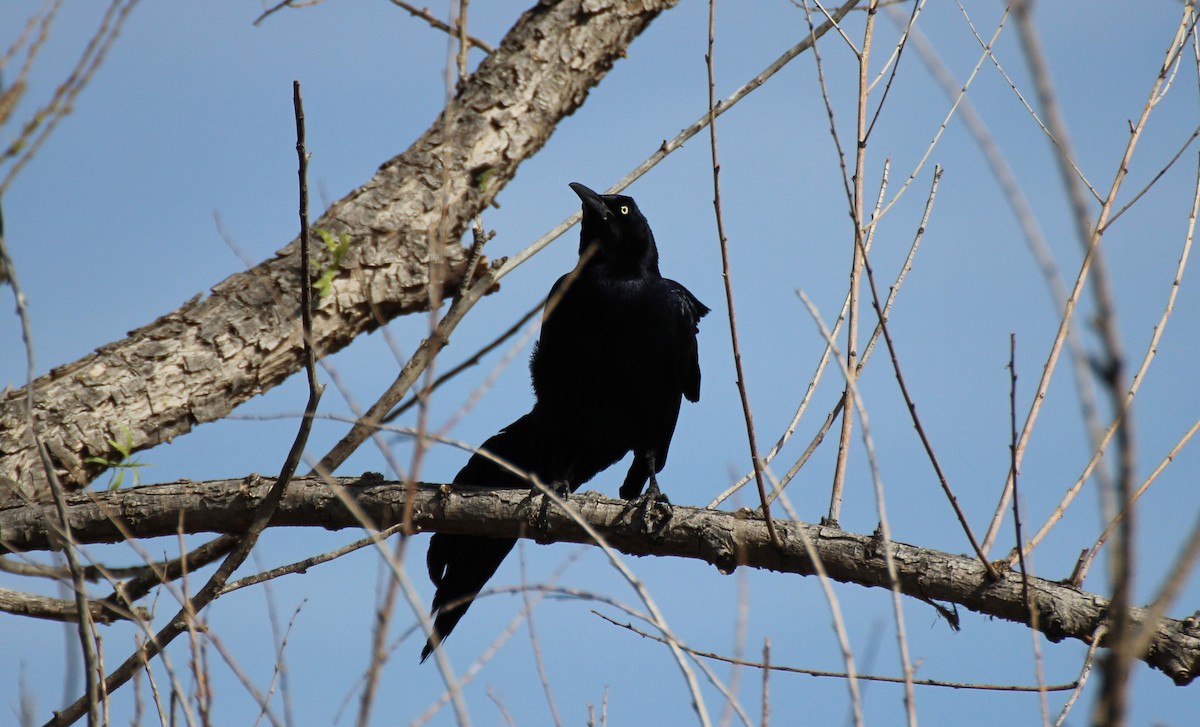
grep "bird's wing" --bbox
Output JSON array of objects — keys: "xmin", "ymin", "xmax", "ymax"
[{"xmin": 664, "ymin": 279, "xmax": 709, "ymax": 403}]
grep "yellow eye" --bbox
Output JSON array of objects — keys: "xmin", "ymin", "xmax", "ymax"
[{"xmin": 619, "ymin": 205, "xmax": 629, "ymax": 215}]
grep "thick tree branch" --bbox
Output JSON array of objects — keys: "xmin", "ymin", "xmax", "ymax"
[
  {"xmin": 0, "ymin": 0, "xmax": 678, "ymax": 503},
  {"xmin": 2, "ymin": 475, "xmax": 1197, "ymax": 686}
]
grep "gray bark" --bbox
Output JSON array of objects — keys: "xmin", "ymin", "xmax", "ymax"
[
  {"xmin": 2, "ymin": 475, "xmax": 1196, "ymax": 687},
  {"xmin": 0, "ymin": 0, "xmax": 678, "ymax": 503}
]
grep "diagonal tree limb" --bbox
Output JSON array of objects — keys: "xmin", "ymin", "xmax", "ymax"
[
  {"xmin": 0, "ymin": 0, "xmax": 680, "ymax": 504},
  {"xmin": 3, "ymin": 475, "xmax": 1198, "ymax": 687}
]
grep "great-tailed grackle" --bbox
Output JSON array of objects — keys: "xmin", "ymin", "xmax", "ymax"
[{"xmin": 421, "ymin": 182, "xmax": 708, "ymax": 662}]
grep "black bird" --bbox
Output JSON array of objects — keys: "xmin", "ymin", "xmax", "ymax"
[
  {"xmin": 421, "ymin": 182, "xmax": 708, "ymax": 661},
  {"xmin": 531, "ymin": 183, "xmax": 710, "ymax": 501}
]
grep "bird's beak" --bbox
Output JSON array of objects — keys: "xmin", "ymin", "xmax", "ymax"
[{"xmin": 569, "ymin": 182, "xmax": 611, "ymax": 221}]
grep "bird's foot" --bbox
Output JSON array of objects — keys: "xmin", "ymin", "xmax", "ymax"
[
  {"xmin": 522, "ymin": 480, "xmax": 569, "ymax": 540},
  {"xmin": 622, "ymin": 479, "xmax": 673, "ymax": 534}
]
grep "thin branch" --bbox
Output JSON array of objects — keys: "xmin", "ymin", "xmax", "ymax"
[
  {"xmin": 0, "ymin": 587, "xmax": 146, "ymax": 625},
  {"xmin": 710, "ymin": 152, "xmax": 925, "ymax": 509},
  {"xmin": 253, "ymin": 0, "xmax": 496, "ymax": 53},
  {"xmin": 1010, "ymin": 335, "xmax": 1051, "ymax": 724},
  {"xmin": 829, "ymin": 0, "xmax": 879, "ymax": 528},
  {"xmin": 1101, "ymin": 124, "xmax": 1200, "ymax": 232},
  {"xmin": 597, "ymin": 611, "xmax": 1079, "ymax": 692},
  {"xmin": 221, "ymin": 524, "xmax": 407, "ymax": 595},
  {"xmin": 386, "ymin": 0, "xmax": 494, "ymax": 53},
  {"xmin": 1009, "ymin": 335, "xmax": 1030, "ymax": 611},
  {"xmin": 862, "ymin": 0, "xmax": 923, "ymax": 140},
  {"xmin": 518, "ymin": 546, "xmax": 563, "ymax": 727},
  {"xmin": 706, "ymin": 0, "xmax": 778, "ymax": 547},
  {"xmin": 1076, "ymin": 417, "xmax": 1200, "ymax": 585},
  {"xmin": 1053, "ymin": 625, "xmax": 1105, "ymax": 727}
]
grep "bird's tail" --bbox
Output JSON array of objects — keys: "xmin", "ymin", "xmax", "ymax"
[
  {"xmin": 421, "ymin": 533, "xmax": 516, "ymax": 662},
  {"xmin": 420, "ymin": 412, "xmax": 541, "ymax": 662}
]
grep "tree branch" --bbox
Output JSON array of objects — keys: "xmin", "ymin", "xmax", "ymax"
[
  {"xmin": 2, "ymin": 475, "xmax": 1196, "ymax": 686},
  {"xmin": 0, "ymin": 586, "xmax": 148, "ymax": 624}
]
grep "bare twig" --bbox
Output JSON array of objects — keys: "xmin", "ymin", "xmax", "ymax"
[
  {"xmin": 957, "ymin": 0, "xmax": 1099, "ymax": 203},
  {"xmin": 1053, "ymin": 624, "xmax": 1106, "ymax": 727},
  {"xmin": 221, "ymin": 524, "xmax": 407, "ymax": 595},
  {"xmin": 599, "ymin": 611, "xmax": 1079, "ymax": 691},
  {"xmin": 519, "ymin": 545, "xmax": 563, "ymax": 727},
  {"xmin": 253, "ymin": 0, "xmax": 496, "ymax": 53},
  {"xmin": 387, "ymin": 0, "xmax": 494, "ymax": 53},
  {"xmin": 828, "ymin": 0, "xmax": 880, "ymax": 528},
  {"xmin": 1009, "ymin": 335, "xmax": 1030, "ymax": 614},
  {"xmin": 0, "ymin": 587, "xmax": 146, "ymax": 624},
  {"xmin": 1077, "ymin": 417, "xmax": 1200, "ymax": 585},
  {"xmin": 706, "ymin": 0, "xmax": 778, "ymax": 547},
  {"xmin": 761, "ymin": 640, "xmax": 770, "ymax": 727},
  {"xmin": 1009, "ymin": 335, "xmax": 1050, "ymax": 724}
]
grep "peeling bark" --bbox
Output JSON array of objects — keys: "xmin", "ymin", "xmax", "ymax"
[
  {"xmin": 0, "ymin": 0, "xmax": 678, "ymax": 502},
  {"xmin": 3, "ymin": 475, "xmax": 1197, "ymax": 686}
]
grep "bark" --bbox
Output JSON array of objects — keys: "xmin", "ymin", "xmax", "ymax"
[
  {"xmin": 0, "ymin": 0, "xmax": 678, "ymax": 503},
  {"xmin": 2, "ymin": 475, "xmax": 1197, "ymax": 686},
  {"xmin": 0, "ymin": 586, "xmax": 147, "ymax": 625}
]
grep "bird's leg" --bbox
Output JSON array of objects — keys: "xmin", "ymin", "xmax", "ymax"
[
  {"xmin": 523, "ymin": 454, "xmax": 573, "ymax": 537},
  {"xmin": 521, "ymin": 481, "xmax": 559, "ymax": 541},
  {"xmin": 620, "ymin": 451, "xmax": 672, "ymax": 531},
  {"xmin": 641, "ymin": 470, "xmax": 670, "ymax": 505},
  {"xmin": 619, "ymin": 450, "xmax": 653, "ymax": 500}
]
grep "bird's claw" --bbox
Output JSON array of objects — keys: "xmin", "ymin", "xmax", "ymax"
[
  {"xmin": 621, "ymin": 482, "xmax": 673, "ymax": 534},
  {"xmin": 522, "ymin": 480, "xmax": 569, "ymax": 539}
]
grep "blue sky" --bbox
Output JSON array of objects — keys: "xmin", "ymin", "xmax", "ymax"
[{"xmin": 3, "ymin": 1, "xmax": 1200, "ymax": 725}]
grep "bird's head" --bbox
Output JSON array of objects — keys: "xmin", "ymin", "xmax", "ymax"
[{"xmin": 569, "ymin": 182, "xmax": 660, "ymax": 275}]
